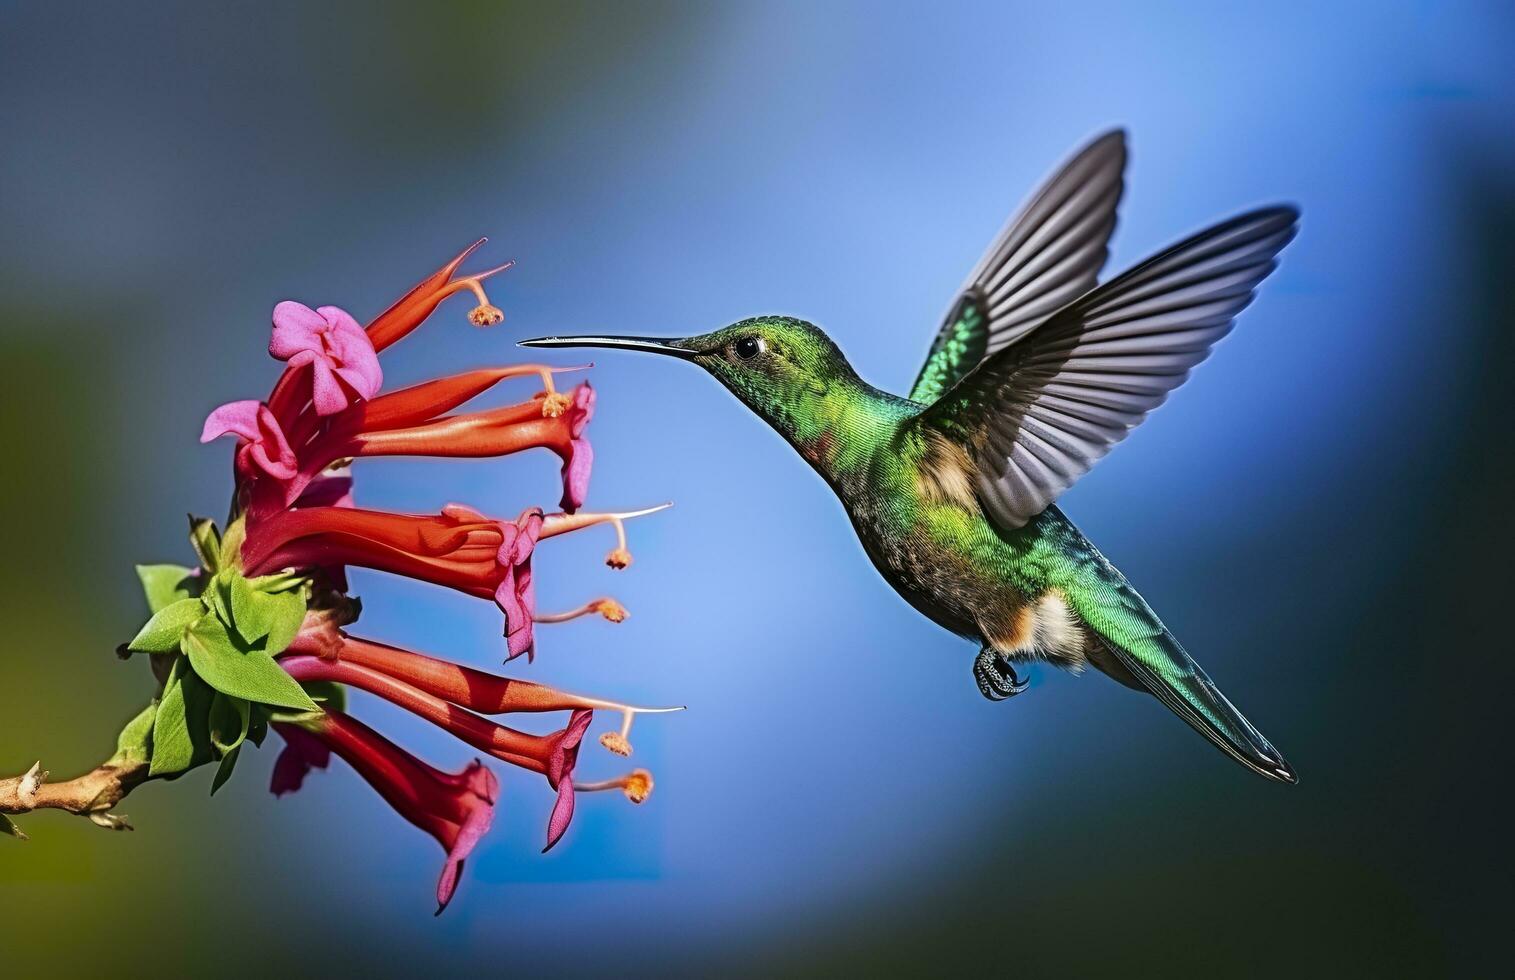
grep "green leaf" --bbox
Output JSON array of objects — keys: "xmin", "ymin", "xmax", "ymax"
[
  {"xmin": 126, "ymin": 598, "xmax": 206, "ymax": 654},
  {"xmin": 207, "ymin": 569, "xmax": 235, "ymax": 627},
  {"xmin": 226, "ymin": 574, "xmax": 305, "ymax": 648},
  {"xmin": 209, "ymin": 692, "xmax": 251, "ymax": 756},
  {"xmin": 188, "ymin": 515, "xmax": 221, "ymax": 573},
  {"xmin": 262, "ymin": 589, "xmax": 307, "ymax": 655},
  {"xmin": 218, "ymin": 517, "xmax": 247, "ymax": 571},
  {"xmin": 246, "ymin": 707, "xmax": 269, "ymax": 748},
  {"xmin": 229, "ymin": 573, "xmax": 273, "ymax": 642},
  {"xmin": 108, "ymin": 703, "xmax": 158, "ymax": 766},
  {"xmin": 1, "ymin": 814, "xmax": 26, "ymax": 840},
  {"xmin": 181, "ymin": 617, "xmax": 320, "ymax": 712},
  {"xmin": 209, "ymin": 746, "xmax": 241, "ymax": 795},
  {"xmin": 249, "ymin": 570, "xmax": 308, "ymax": 594},
  {"xmin": 136, "ymin": 564, "xmax": 201, "ymax": 614},
  {"xmin": 150, "ymin": 658, "xmax": 214, "ymax": 777}
]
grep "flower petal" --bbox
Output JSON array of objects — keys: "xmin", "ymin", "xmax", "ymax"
[
  {"xmin": 308, "ymin": 358, "xmax": 350, "ymax": 416},
  {"xmin": 436, "ymin": 790, "xmax": 496, "ymax": 913},
  {"xmin": 269, "ymin": 301, "xmax": 327, "ymax": 360},
  {"xmin": 200, "ymin": 399, "xmax": 263, "ymax": 444},
  {"xmin": 321, "ymin": 305, "xmax": 383, "ymax": 399},
  {"xmin": 269, "ymin": 725, "xmax": 331, "ymax": 796},
  {"xmin": 542, "ymin": 709, "xmax": 593, "ymax": 851},
  {"xmin": 567, "ymin": 382, "xmax": 596, "ymax": 439},
  {"xmin": 560, "ymin": 437, "xmax": 593, "ymax": 513},
  {"xmin": 543, "ymin": 776, "xmax": 575, "ymax": 852}
]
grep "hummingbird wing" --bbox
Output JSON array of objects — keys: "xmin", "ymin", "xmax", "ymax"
[
  {"xmin": 918, "ymin": 206, "xmax": 1299, "ymax": 530},
  {"xmin": 908, "ymin": 130, "xmax": 1127, "ymax": 405}
]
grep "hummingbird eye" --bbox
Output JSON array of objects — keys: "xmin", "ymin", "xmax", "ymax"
[{"xmin": 732, "ymin": 336, "xmax": 765, "ymax": 361}]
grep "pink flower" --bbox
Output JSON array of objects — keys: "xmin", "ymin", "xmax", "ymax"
[
  {"xmin": 545, "ymin": 708, "xmax": 593, "ymax": 851},
  {"xmin": 271, "ymin": 710, "xmax": 498, "ymax": 913},
  {"xmin": 495, "ymin": 508, "xmax": 544, "ymax": 661},
  {"xmin": 200, "ymin": 400, "xmax": 298, "ymax": 481},
  {"xmin": 559, "ymin": 383, "xmax": 595, "ymax": 512},
  {"xmin": 269, "ymin": 301, "xmax": 383, "ymax": 416},
  {"xmin": 182, "ymin": 240, "xmax": 678, "ymax": 914},
  {"xmin": 281, "ymin": 656, "xmax": 595, "ymax": 851},
  {"xmin": 291, "ymin": 381, "xmax": 598, "ymax": 513},
  {"xmin": 255, "ymin": 366, "xmax": 591, "ymax": 512}
]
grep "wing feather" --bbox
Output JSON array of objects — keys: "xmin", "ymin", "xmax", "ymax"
[
  {"xmin": 908, "ymin": 131, "xmax": 1127, "ymax": 404},
  {"xmin": 917, "ymin": 206, "xmax": 1300, "ymax": 530}
]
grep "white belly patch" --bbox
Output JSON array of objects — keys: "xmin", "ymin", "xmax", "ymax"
[{"xmin": 1030, "ymin": 592, "xmax": 1085, "ymax": 669}]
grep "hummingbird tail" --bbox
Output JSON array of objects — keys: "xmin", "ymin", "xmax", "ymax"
[
  {"xmin": 1092, "ymin": 624, "xmax": 1297, "ymax": 784},
  {"xmin": 1057, "ymin": 518, "xmax": 1296, "ymax": 783}
]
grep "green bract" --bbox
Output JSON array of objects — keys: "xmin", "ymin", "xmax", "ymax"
[
  {"xmin": 134, "ymin": 564, "xmax": 201, "ymax": 614},
  {"xmin": 127, "ymin": 598, "xmax": 203, "ymax": 654},
  {"xmin": 125, "ymin": 516, "xmax": 326, "ymax": 785},
  {"xmin": 108, "ymin": 703, "xmax": 158, "ymax": 767}
]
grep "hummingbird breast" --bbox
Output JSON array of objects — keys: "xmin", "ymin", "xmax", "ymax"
[
  {"xmin": 830, "ymin": 440, "xmax": 1091, "ymax": 670},
  {"xmin": 832, "ymin": 464, "xmax": 1015, "ymax": 643}
]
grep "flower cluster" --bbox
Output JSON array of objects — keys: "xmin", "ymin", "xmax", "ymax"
[{"xmin": 116, "ymin": 240, "xmax": 675, "ymax": 913}]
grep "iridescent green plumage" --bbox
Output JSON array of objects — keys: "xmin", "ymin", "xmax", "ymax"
[
  {"xmin": 910, "ymin": 295, "xmax": 986, "ymax": 404},
  {"xmin": 522, "ymin": 133, "xmax": 1300, "ymax": 783}
]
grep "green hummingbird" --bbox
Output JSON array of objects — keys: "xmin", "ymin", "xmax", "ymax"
[{"xmin": 522, "ymin": 131, "xmax": 1300, "ymax": 783}]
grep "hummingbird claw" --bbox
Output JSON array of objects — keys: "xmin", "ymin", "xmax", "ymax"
[{"xmin": 974, "ymin": 648, "xmax": 1030, "ymax": 702}]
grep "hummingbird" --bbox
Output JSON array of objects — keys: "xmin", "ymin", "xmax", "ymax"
[{"xmin": 522, "ymin": 131, "xmax": 1300, "ymax": 783}]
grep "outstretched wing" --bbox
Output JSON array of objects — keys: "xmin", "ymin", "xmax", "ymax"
[
  {"xmin": 908, "ymin": 130, "xmax": 1127, "ymax": 405},
  {"xmin": 918, "ymin": 206, "xmax": 1299, "ymax": 530}
]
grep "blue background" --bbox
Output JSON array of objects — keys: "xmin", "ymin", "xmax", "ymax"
[{"xmin": 3, "ymin": 2, "xmax": 1512, "ymax": 975}]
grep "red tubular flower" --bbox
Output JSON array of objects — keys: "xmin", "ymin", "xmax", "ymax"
[
  {"xmin": 293, "ymin": 470, "xmax": 354, "ymax": 509},
  {"xmin": 255, "ymin": 367, "xmax": 590, "ymax": 512},
  {"xmin": 243, "ymin": 502, "xmax": 666, "ymax": 659},
  {"xmin": 270, "ymin": 710, "xmax": 497, "ymax": 913},
  {"xmin": 352, "ymin": 363, "xmax": 583, "ymax": 431},
  {"xmin": 282, "ymin": 655, "xmax": 592, "ymax": 850},
  {"xmin": 184, "ymin": 239, "xmax": 678, "ymax": 911},
  {"xmin": 287, "ymin": 628, "xmax": 682, "ymax": 756},
  {"xmin": 290, "ymin": 381, "xmax": 597, "ymax": 513},
  {"xmin": 365, "ymin": 238, "xmax": 514, "ymax": 354}
]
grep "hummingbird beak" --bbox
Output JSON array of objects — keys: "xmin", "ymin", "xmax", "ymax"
[{"xmin": 517, "ymin": 335, "xmax": 698, "ymax": 360}]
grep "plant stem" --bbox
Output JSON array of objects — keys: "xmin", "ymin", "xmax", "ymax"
[{"xmin": 0, "ymin": 758, "xmax": 148, "ymax": 833}]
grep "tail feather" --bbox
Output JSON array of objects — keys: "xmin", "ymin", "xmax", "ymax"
[
  {"xmin": 1094, "ymin": 626, "xmax": 1297, "ymax": 784},
  {"xmin": 1054, "ymin": 513, "xmax": 1296, "ymax": 783}
]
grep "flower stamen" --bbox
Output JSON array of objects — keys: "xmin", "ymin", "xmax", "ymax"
[
  {"xmin": 574, "ymin": 768, "xmax": 654, "ymax": 804},
  {"xmin": 532, "ymin": 364, "xmax": 589, "ymax": 418},
  {"xmin": 445, "ymin": 260, "xmax": 514, "ymax": 327},
  {"xmin": 594, "ymin": 702, "xmax": 668, "ymax": 758},
  {"xmin": 533, "ymin": 597, "xmax": 627, "ymax": 624},
  {"xmin": 540, "ymin": 502, "xmax": 671, "ymax": 569}
]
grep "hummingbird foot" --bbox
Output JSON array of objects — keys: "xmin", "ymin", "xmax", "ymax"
[{"xmin": 974, "ymin": 647, "xmax": 1030, "ymax": 702}]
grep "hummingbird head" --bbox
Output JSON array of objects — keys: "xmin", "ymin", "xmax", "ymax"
[{"xmin": 520, "ymin": 317, "xmax": 865, "ymax": 447}]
